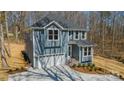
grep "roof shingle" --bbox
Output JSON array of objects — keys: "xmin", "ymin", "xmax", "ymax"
[
  {"xmin": 32, "ymin": 13, "xmax": 86, "ymax": 29},
  {"xmin": 69, "ymin": 40, "xmax": 95, "ymax": 46}
]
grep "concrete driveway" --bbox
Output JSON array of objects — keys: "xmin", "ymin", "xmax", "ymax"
[{"xmin": 8, "ymin": 65, "xmax": 122, "ymax": 81}]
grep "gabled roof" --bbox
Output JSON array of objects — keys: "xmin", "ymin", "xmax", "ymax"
[
  {"xmin": 31, "ymin": 13, "xmax": 87, "ymax": 30},
  {"xmin": 69, "ymin": 40, "xmax": 96, "ymax": 47},
  {"xmin": 43, "ymin": 21, "xmax": 64, "ymax": 29}
]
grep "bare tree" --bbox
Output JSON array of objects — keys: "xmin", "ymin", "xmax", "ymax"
[{"xmin": 0, "ymin": 24, "xmax": 9, "ymax": 68}]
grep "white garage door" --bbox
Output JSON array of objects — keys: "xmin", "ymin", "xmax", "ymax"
[{"xmin": 37, "ymin": 54, "xmax": 65, "ymax": 68}]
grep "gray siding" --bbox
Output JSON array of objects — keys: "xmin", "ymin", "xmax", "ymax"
[
  {"xmin": 25, "ymin": 28, "xmax": 92, "ymax": 67},
  {"xmin": 33, "ymin": 29, "xmax": 69, "ymax": 68},
  {"xmin": 34, "ymin": 29, "xmax": 68, "ymax": 56}
]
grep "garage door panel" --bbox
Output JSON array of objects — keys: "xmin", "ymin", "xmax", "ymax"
[
  {"xmin": 38, "ymin": 54, "xmax": 65, "ymax": 68},
  {"xmin": 56, "ymin": 55, "xmax": 65, "ymax": 66}
]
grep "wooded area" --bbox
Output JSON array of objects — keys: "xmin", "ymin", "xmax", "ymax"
[
  {"xmin": 88, "ymin": 12, "xmax": 124, "ymax": 61},
  {"xmin": 0, "ymin": 11, "xmax": 124, "ymax": 68}
]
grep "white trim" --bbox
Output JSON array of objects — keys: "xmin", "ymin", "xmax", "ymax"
[
  {"xmin": 82, "ymin": 47, "xmax": 92, "ymax": 57},
  {"xmin": 35, "ymin": 53, "xmax": 64, "ymax": 57},
  {"xmin": 64, "ymin": 28, "xmax": 89, "ymax": 31},
  {"xmin": 47, "ymin": 28, "xmax": 60, "ymax": 41},
  {"xmin": 79, "ymin": 45, "xmax": 94, "ymax": 47},
  {"xmin": 43, "ymin": 21, "xmax": 64, "ymax": 29},
  {"xmin": 74, "ymin": 31, "xmax": 79, "ymax": 40},
  {"xmin": 32, "ymin": 30, "xmax": 35, "ymax": 67}
]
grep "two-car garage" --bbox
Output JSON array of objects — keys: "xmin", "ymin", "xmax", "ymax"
[{"xmin": 34, "ymin": 54, "xmax": 66, "ymax": 68}]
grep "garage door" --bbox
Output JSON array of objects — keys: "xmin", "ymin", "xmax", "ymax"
[{"xmin": 37, "ymin": 54, "xmax": 65, "ymax": 68}]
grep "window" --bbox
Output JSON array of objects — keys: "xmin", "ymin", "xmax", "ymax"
[
  {"xmin": 48, "ymin": 30, "xmax": 53, "ymax": 40},
  {"xmin": 84, "ymin": 47, "xmax": 91, "ymax": 56},
  {"xmin": 69, "ymin": 31, "xmax": 73, "ymax": 40},
  {"xmin": 88, "ymin": 47, "xmax": 91, "ymax": 55},
  {"xmin": 54, "ymin": 30, "xmax": 58, "ymax": 40},
  {"xmin": 75, "ymin": 32, "xmax": 79, "ymax": 40},
  {"xmin": 81, "ymin": 32, "xmax": 85, "ymax": 39},
  {"xmin": 84, "ymin": 47, "xmax": 87, "ymax": 56},
  {"xmin": 48, "ymin": 29, "xmax": 59, "ymax": 41}
]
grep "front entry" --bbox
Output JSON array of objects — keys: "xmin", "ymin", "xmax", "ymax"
[{"xmin": 68, "ymin": 44, "xmax": 79, "ymax": 60}]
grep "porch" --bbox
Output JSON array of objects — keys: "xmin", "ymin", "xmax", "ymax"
[{"xmin": 67, "ymin": 40, "xmax": 94, "ymax": 64}]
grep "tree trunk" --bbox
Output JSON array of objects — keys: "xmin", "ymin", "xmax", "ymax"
[
  {"xmin": 5, "ymin": 12, "xmax": 11, "ymax": 57},
  {"xmin": 111, "ymin": 14, "xmax": 116, "ymax": 57},
  {"xmin": 0, "ymin": 24, "xmax": 9, "ymax": 68},
  {"xmin": 15, "ymin": 26, "xmax": 19, "ymax": 43}
]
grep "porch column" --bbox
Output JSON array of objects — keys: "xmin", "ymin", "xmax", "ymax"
[
  {"xmin": 79, "ymin": 46, "xmax": 82, "ymax": 63},
  {"xmin": 32, "ymin": 30, "xmax": 35, "ymax": 68}
]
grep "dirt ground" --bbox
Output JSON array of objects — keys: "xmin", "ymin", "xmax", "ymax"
[
  {"xmin": 94, "ymin": 56, "xmax": 124, "ymax": 79},
  {"xmin": 0, "ymin": 43, "xmax": 28, "ymax": 80},
  {"xmin": 0, "ymin": 43, "xmax": 124, "ymax": 80}
]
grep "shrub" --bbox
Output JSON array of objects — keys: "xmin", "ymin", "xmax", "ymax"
[
  {"xmin": 113, "ymin": 73, "xmax": 117, "ymax": 76},
  {"xmin": 98, "ymin": 68, "xmax": 102, "ymax": 71},
  {"xmin": 89, "ymin": 63, "xmax": 93, "ymax": 68},
  {"xmin": 117, "ymin": 56, "xmax": 121, "ymax": 61},
  {"xmin": 85, "ymin": 64, "xmax": 88, "ymax": 67},
  {"xmin": 87, "ymin": 63, "xmax": 90, "ymax": 66},
  {"xmin": 88, "ymin": 66, "xmax": 93, "ymax": 71},
  {"xmin": 77, "ymin": 63, "xmax": 82, "ymax": 67},
  {"xmin": 9, "ymin": 69, "xmax": 12, "ymax": 72},
  {"xmin": 81, "ymin": 64, "xmax": 85, "ymax": 67},
  {"xmin": 83, "ymin": 64, "xmax": 88, "ymax": 69},
  {"xmin": 92, "ymin": 64, "xmax": 95, "ymax": 67},
  {"xmin": 72, "ymin": 64, "xmax": 76, "ymax": 68},
  {"xmin": 119, "ymin": 75, "xmax": 122, "ymax": 79},
  {"xmin": 89, "ymin": 68, "xmax": 92, "ymax": 71},
  {"xmin": 119, "ymin": 58, "xmax": 124, "ymax": 63},
  {"xmin": 21, "ymin": 51, "xmax": 30, "ymax": 63},
  {"xmin": 80, "ymin": 64, "xmax": 83, "ymax": 67},
  {"xmin": 87, "ymin": 65, "xmax": 91, "ymax": 69},
  {"xmin": 93, "ymin": 67, "xmax": 97, "ymax": 71}
]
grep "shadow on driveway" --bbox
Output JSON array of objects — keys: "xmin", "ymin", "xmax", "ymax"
[{"xmin": 9, "ymin": 65, "xmax": 84, "ymax": 81}]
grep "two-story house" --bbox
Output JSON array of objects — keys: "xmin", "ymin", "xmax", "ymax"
[{"xmin": 25, "ymin": 13, "xmax": 94, "ymax": 69}]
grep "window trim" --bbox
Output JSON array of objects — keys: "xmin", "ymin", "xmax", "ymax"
[
  {"xmin": 74, "ymin": 31, "xmax": 79, "ymax": 40},
  {"xmin": 83, "ymin": 47, "xmax": 92, "ymax": 57},
  {"xmin": 47, "ymin": 28, "xmax": 59, "ymax": 41}
]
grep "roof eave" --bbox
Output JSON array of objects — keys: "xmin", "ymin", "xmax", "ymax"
[{"xmin": 31, "ymin": 26, "xmax": 89, "ymax": 32}]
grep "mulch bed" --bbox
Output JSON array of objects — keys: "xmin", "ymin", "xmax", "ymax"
[{"xmin": 71, "ymin": 66, "xmax": 110, "ymax": 75}]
